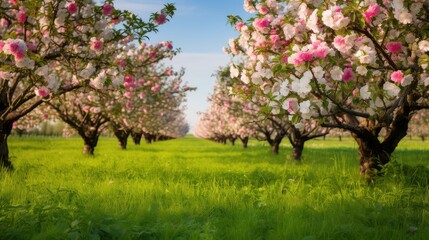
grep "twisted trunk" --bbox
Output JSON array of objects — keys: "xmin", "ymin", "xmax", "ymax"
[
  {"xmin": 111, "ymin": 124, "xmax": 129, "ymax": 150},
  {"xmin": 353, "ymin": 114, "xmax": 410, "ymax": 176},
  {"xmin": 0, "ymin": 121, "xmax": 13, "ymax": 170},
  {"xmin": 229, "ymin": 136, "xmax": 237, "ymax": 146},
  {"xmin": 239, "ymin": 136, "xmax": 249, "ymax": 149},
  {"xmin": 77, "ymin": 128, "xmax": 100, "ymax": 156},
  {"xmin": 144, "ymin": 133, "xmax": 154, "ymax": 144},
  {"xmin": 291, "ymin": 140, "xmax": 304, "ymax": 161},
  {"xmin": 82, "ymin": 134, "xmax": 99, "ymax": 155},
  {"xmin": 131, "ymin": 132, "xmax": 143, "ymax": 145}
]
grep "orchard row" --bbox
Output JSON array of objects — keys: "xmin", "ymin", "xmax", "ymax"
[
  {"xmin": 198, "ymin": 0, "xmax": 429, "ymax": 177},
  {"xmin": 0, "ymin": 0, "xmax": 191, "ymax": 169}
]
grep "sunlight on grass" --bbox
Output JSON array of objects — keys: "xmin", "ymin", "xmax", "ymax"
[{"xmin": 1, "ymin": 135, "xmax": 428, "ymax": 239}]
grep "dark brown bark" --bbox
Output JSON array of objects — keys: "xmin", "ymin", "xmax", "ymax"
[
  {"xmin": 341, "ymin": 108, "xmax": 410, "ymax": 176},
  {"xmin": 239, "ymin": 136, "xmax": 249, "ymax": 149},
  {"xmin": 291, "ymin": 141, "xmax": 304, "ymax": 161},
  {"xmin": 111, "ymin": 124, "xmax": 129, "ymax": 150},
  {"xmin": 131, "ymin": 132, "xmax": 143, "ymax": 145},
  {"xmin": 353, "ymin": 135, "xmax": 390, "ymax": 176},
  {"xmin": 144, "ymin": 133, "xmax": 154, "ymax": 144},
  {"xmin": 81, "ymin": 133, "xmax": 99, "ymax": 155},
  {"xmin": 0, "ymin": 121, "xmax": 13, "ymax": 170},
  {"xmin": 229, "ymin": 136, "xmax": 237, "ymax": 146},
  {"xmin": 271, "ymin": 139, "xmax": 282, "ymax": 155}
]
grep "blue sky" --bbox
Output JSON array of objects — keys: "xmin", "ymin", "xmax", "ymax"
[{"xmin": 114, "ymin": 0, "xmax": 250, "ymax": 132}]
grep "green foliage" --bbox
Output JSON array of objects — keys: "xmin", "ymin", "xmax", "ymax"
[{"xmin": 0, "ymin": 136, "xmax": 428, "ymax": 239}]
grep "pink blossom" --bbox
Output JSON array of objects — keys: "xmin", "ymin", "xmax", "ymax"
[
  {"xmin": 281, "ymin": 54, "xmax": 288, "ymax": 63},
  {"xmin": 119, "ymin": 60, "xmax": 126, "ymax": 68},
  {"xmin": 285, "ymin": 98, "xmax": 298, "ymax": 114},
  {"xmin": 126, "ymin": 102, "xmax": 132, "ymax": 108},
  {"xmin": 35, "ymin": 87, "xmax": 50, "ymax": 98},
  {"xmin": 0, "ymin": 41, "xmax": 4, "ymax": 51},
  {"xmin": 154, "ymin": 13, "xmax": 167, "ymax": 25},
  {"xmin": 386, "ymin": 42, "xmax": 402, "ymax": 54},
  {"xmin": 8, "ymin": 41, "xmax": 27, "ymax": 60},
  {"xmin": 270, "ymin": 34, "xmax": 282, "ymax": 47},
  {"xmin": 26, "ymin": 42, "xmax": 37, "ymax": 52},
  {"xmin": 313, "ymin": 47, "xmax": 329, "ymax": 59},
  {"xmin": 149, "ymin": 51, "xmax": 157, "ymax": 59},
  {"xmin": 102, "ymin": 4, "xmax": 114, "ymax": 16},
  {"xmin": 67, "ymin": 2, "xmax": 78, "ymax": 15},
  {"xmin": 124, "ymin": 92, "xmax": 133, "ymax": 99},
  {"xmin": 82, "ymin": 106, "xmax": 90, "ymax": 112},
  {"xmin": 90, "ymin": 38, "xmax": 103, "ymax": 52},
  {"xmin": 391, "ymin": 70, "xmax": 403, "ymax": 83},
  {"xmin": 17, "ymin": 10, "xmax": 26, "ymax": 23},
  {"xmin": 1, "ymin": 18, "xmax": 8, "ymax": 28},
  {"xmin": 253, "ymin": 17, "xmax": 270, "ymax": 32},
  {"xmin": 342, "ymin": 68, "xmax": 354, "ymax": 82},
  {"xmin": 9, "ymin": 0, "xmax": 17, "ymax": 5},
  {"xmin": 165, "ymin": 69, "xmax": 173, "ymax": 75},
  {"xmin": 363, "ymin": 3, "xmax": 380, "ymax": 23},
  {"xmin": 257, "ymin": 4, "xmax": 269, "ymax": 15},
  {"xmin": 333, "ymin": 36, "xmax": 346, "ymax": 49},
  {"xmin": 151, "ymin": 84, "xmax": 161, "ymax": 92},
  {"xmin": 332, "ymin": 6, "xmax": 342, "ymax": 13},
  {"xmin": 235, "ymin": 22, "xmax": 245, "ymax": 31},
  {"xmin": 124, "ymin": 75, "xmax": 134, "ymax": 83},
  {"xmin": 165, "ymin": 41, "xmax": 173, "ymax": 50},
  {"xmin": 297, "ymin": 51, "xmax": 313, "ymax": 62}
]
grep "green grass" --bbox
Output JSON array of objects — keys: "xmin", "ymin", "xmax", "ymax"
[{"xmin": 1, "ymin": 135, "xmax": 428, "ymax": 239}]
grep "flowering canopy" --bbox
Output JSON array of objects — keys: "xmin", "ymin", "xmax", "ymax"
[{"xmin": 227, "ymin": 0, "xmax": 429, "ymax": 174}]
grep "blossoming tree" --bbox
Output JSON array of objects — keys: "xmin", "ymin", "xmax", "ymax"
[
  {"xmin": 228, "ymin": 0, "xmax": 429, "ymax": 175},
  {"xmin": 222, "ymin": 65, "xmax": 328, "ymax": 159},
  {"xmin": 0, "ymin": 0, "xmax": 175, "ymax": 168}
]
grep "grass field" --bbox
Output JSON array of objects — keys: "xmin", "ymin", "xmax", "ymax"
[{"xmin": 1, "ymin": 135, "xmax": 429, "ymax": 239}]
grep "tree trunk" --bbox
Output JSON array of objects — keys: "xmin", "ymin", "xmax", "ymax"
[
  {"xmin": 353, "ymin": 120, "xmax": 409, "ymax": 177},
  {"xmin": 240, "ymin": 137, "xmax": 249, "ymax": 149},
  {"xmin": 81, "ymin": 133, "xmax": 99, "ymax": 155},
  {"xmin": 131, "ymin": 132, "xmax": 143, "ymax": 145},
  {"xmin": 354, "ymin": 137, "xmax": 390, "ymax": 176},
  {"xmin": 271, "ymin": 140, "xmax": 281, "ymax": 154},
  {"xmin": 420, "ymin": 136, "xmax": 425, "ymax": 141},
  {"xmin": 0, "ymin": 122, "xmax": 13, "ymax": 170},
  {"xmin": 291, "ymin": 141, "xmax": 304, "ymax": 161},
  {"xmin": 229, "ymin": 136, "xmax": 237, "ymax": 146},
  {"xmin": 83, "ymin": 143, "xmax": 95, "ymax": 155},
  {"xmin": 144, "ymin": 133, "xmax": 153, "ymax": 144},
  {"xmin": 113, "ymin": 129, "xmax": 129, "ymax": 150}
]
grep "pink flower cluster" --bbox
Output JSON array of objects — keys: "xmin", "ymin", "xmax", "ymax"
[
  {"xmin": 391, "ymin": 70, "xmax": 403, "ymax": 84},
  {"xmin": 154, "ymin": 13, "xmax": 167, "ymax": 25},
  {"xmin": 363, "ymin": 3, "xmax": 380, "ymax": 23},
  {"xmin": 35, "ymin": 87, "xmax": 50, "ymax": 98},
  {"xmin": 1, "ymin": 39, "xmax": 28, "ymax": 61},
  {"xmin": 253, "ymin": 17, "xmax": 271, "ymax": 33},
  {"xmin": 90, "ymin": 38, "xmax": 103, "ymax": 52},
  {"xmin": 386, "ymin": 42, "xmax": 402, "ymax": 54},
  {"xmin": 288, "ymin": 42, "xmax": 329, "ymax": 66},
  {"xmin": 103, "ymin": 4, "xmax": 114, "ymax": 16},
  {"xmin": 67, "ymin": 1, "xmax": 78, "ymax": 15},
  {"xmin": 17, "ymin": 9, "xmax": 26, "ymax": 23}
]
